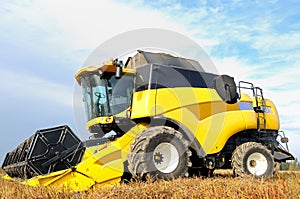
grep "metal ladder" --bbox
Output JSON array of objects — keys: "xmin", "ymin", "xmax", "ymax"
[
  {"xmin": 238, "ymin": 81, "xmax": 267, "ymax": 132},
  {"xmin": 254, "ymin": 87, "xmax": 267, "ymax": 132}
]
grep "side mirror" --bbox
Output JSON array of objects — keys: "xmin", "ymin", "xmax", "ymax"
[{"xmin": 113, "ymin": 59, "xmax": 123, "ymax": 79}]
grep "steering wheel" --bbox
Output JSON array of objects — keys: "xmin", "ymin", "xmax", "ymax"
[{"xmin": 95, "ymin": 92, "xmax": 106, "ymax": 98}]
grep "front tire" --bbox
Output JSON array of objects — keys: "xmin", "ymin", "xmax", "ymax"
[
  {"xmin": 232, "ymin": 142, "xmax": 275, "ymax": 178},
  {"xmin": 128, "ymin": 126, "xmax": 192, "ymax": 180}
]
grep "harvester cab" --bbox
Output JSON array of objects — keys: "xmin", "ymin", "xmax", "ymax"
[
  {"xmin": 2, "ymin": 50, "xmax": 294, "ymax": 192},
  {"xmin": 75, "ymin": 61, "xmax": 135, "ymax": 137}
]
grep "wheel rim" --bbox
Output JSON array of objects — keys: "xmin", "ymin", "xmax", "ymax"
[
  {"xmin": 247, "ymin": 152, "xmax": 268, "ymax": 176},
  {"xmin": 153, "ymin": 142, "xmax": 179, "ymax": 173}
]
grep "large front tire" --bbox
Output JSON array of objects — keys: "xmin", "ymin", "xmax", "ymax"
[
  {"xmin": 232, "ymin": 142, "xmax": 275, "ymax": 178},
  {"xmin": 128, "ymin": 126, "xmax": 192, "ymax": 180}
]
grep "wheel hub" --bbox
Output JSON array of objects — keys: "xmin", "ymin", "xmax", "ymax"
[
  {"xmin": 247, "ymin": 152, "xmax": 268, "ymax": 176},
  {"xmin": 153, "ymin": 142, "xmax": 179, "ymax": 173},
  {"xmin": 249, "ymin": 160, "xmax": 257, "ymax": 167},
  {"xmin": 154, "ymin": 152, "xmax": 164, "ymax": 164}
]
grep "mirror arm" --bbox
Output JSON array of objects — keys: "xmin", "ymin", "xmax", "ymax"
[{"xmin": 113, "ymin": 58, "xmax": 123, "ymax": 79}]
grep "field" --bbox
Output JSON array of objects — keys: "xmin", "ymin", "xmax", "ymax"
[{"xmin": 1, "ymin": 169, "xmax": 299, "ymax": 199}]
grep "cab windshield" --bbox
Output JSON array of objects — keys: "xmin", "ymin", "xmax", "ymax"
[{"xmin": 80, "ymin": 72, "xmax": 134, "ymax": 121}]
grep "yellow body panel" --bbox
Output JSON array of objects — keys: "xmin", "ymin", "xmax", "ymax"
[
  {"xmin": 131, "ymin": 89, "xmax": 157, "ymax": 118},
  {"xmin": 156, "ymin": 88, "xmax": 222, "ymax": 115},
  {"xmin": 240, "ymin": 93, "xmax": 252, "ymax": 102},
  {"xmin": 164, "ymin": 106, "xmax": 257, "ymax": 154},
  {"xmin": 257, "ymin": 98, "xmax": 280, "ymax": 130},
  {"xmin": 131, "ymin": 87, "xmax": 239, "ymax": 119},
  {"xmin": 198, "ymin": 110, "xmax": 257, "ymax": 154},
  {"xmin": 87, "ymin": 116, "xmax": 114, "ymax": 127},
  {"xmin": 156, "ymin": 88, "xmax": 241, "ymax": 119}
]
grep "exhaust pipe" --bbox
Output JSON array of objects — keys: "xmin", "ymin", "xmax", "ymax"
[{"xmin": 2, "ymin": 125, "xmax": 85, "ymax": 178}]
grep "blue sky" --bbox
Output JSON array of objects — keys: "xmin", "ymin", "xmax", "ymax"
[{"xmin": 0, "ymin": 0, "xmax": 299, "ymax": 162}]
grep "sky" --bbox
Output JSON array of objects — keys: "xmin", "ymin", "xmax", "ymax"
[{"xmin": 0, "ymin": 0, "xmax": 299, "ymax": 163}]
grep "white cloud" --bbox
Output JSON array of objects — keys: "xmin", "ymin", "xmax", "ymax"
[
  {"xmin": 212, "ymin": 56, "xmax": 259, "ymax": 80},
  {"xmin": 1, "ymin": 0, "xmax": 190, "ymax": 49},
  {"xmin": 2, "ymin": 0, "xmax": 227, "ymax": 62},
  {"xmin": 0, "ymin": 67, "xmax": 73, "ymax": 107},
  {"xmin": 252, "ymin": 33, "xmax": 300, "ymax": 56}
]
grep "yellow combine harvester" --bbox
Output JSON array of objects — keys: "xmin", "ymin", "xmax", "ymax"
[{"xmin": 2, "ymin": 51, "xmax": 294, "ymax": 191}]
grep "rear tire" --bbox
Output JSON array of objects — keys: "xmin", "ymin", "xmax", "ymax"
[
  {"xmin": 128, "ymin": 126, "xmax": 192, "ymax": 181},
  {"xmin": 232, "ymin": 142, "xmax": 275, "ymax": 178}
]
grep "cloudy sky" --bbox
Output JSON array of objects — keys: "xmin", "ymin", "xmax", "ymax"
[{"xmin": 0, "ymin": 0, "xmax": 299, "ymax": 162}]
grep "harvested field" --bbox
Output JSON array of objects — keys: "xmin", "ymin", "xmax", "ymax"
[{"xmin": 0, "ymin": 169, "xmax": 299, "ymax": 198}]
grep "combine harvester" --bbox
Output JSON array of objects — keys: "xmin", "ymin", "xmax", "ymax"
[{"xmin": 2, "ymin": 51, "xmax": 294, "ymax": 191}]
